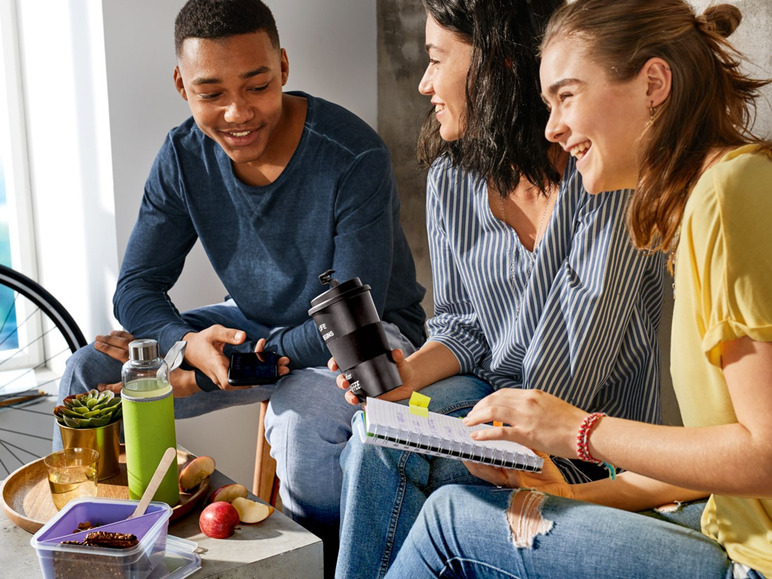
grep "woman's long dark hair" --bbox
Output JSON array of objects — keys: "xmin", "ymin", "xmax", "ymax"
[{"xmin": 418, "ymin": 0, "xmax": 564, "ymax": 197}]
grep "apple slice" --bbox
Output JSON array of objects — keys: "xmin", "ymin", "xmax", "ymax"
[
  {"xmin": 232, "ymin": 497, "xmax": 275, "ymax": 524},
  {"xmin": 179, "ymin": 455, "xmax": 216, "ymax": 492},
  {"xmin": 209, "ymin": 483, "xmax": 249, "ymax": 504}
]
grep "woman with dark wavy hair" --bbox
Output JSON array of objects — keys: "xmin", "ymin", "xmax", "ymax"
[
  {"xmin": 332, "ymin": 0, "xmax": 667, "ymax": 576},
  {"xmin": 385, "ymin": 1, "xmax": 772, "ymax": 577}
]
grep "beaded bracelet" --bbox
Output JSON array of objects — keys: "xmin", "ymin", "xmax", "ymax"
[{"xmin": 576, "ymin": 412, "xmax": 617, "ymax": 480}]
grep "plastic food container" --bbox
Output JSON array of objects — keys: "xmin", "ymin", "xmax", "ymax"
[{"xmin": 30, "ymin": 497, "xmax": 173, "ymax": 579}]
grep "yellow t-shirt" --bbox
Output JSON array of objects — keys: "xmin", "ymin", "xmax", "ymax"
[{"xmin": 671, "ymin": 144, "xmax": 772, "ymax": 574}]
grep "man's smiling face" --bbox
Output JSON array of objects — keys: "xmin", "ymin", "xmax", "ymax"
[{"xmin": 174, "ymin": 30, "xmax": 288, "ymax": 168}]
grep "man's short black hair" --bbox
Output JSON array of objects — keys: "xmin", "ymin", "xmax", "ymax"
[{"xmin": 175, "ymin": 0, "xmax": 280, "ymax": 56}]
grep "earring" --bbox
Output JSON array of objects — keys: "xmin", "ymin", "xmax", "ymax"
[{"xmin": 649, "ymin": 101, "xmax": 656, "ymax": 122}]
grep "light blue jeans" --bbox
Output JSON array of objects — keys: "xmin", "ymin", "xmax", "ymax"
[
  {"xmin": 336, "ymin": 374, "xmax": 496, "ymax": 579},
  {"xmin": 386, "ymin": 486, "xmax": 765, "ymax": 578},
  {"xmin": 53, "ymin": 300, "xmax": 416, "ymax": 576}
]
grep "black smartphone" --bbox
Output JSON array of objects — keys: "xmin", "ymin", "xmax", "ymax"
[{"xmin": 227, "ymin": 351, "xmax": 281, "ymax": 386}]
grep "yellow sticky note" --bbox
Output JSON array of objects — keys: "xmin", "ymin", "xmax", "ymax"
[
  {"xmin": 408, "ymin": 391, "xmax": 431, "ymax": 417},
  {"xmin": 409, "ymin": 391, "xmax": 431, "ymax": 409}
]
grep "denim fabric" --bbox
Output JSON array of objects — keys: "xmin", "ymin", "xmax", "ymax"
[
  {"xmin": 386, "ymin": 487, "xmax": 764, "ymax": 579},
  {"xmin": 263, "ymin": 321, "xmax": 415, "ymax": 575},
  {"xmin": 336, "ymin": 375, "xmax": 496, "ymax": 579}
]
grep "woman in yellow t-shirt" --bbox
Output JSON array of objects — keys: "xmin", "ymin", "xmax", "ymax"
[{"xmin": 384, "ymin": 1, "xmax": 772, "ymax": 577}]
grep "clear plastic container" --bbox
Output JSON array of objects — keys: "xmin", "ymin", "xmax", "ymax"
[{"xmin": 30, "ymin": 497, "xmax": 172, "ymax": 579}]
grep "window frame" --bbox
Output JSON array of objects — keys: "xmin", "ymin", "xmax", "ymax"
[{"xmin": 0, "ymin": 0, "xmax": 47, "ymax": 371}]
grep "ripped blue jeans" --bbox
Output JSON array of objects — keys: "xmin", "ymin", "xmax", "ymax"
[{"xmin": 385, "ymin": 485, "xmax": 766, "ymax": 578}]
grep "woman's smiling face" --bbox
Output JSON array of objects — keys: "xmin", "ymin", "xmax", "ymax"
[
  {"xmin": 418, "ymin": 14, "xmax": 473, "ymax": 142},
  {"xmin": 540, "ymin": 38, "xmax": 652, "ymax": 194}
]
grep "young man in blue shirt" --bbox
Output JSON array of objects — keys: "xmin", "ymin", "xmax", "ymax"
[{"xmin": 55, "ymin": 0, "xmax": 425, "ymax": 570}]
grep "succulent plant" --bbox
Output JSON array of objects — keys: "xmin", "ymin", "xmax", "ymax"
[{"xmin": 53, "ymin": 389, "xmax": 122, "ymax": 428}]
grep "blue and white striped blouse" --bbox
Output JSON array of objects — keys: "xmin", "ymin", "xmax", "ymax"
[{"xmin": 425, "ymin": 156, "xmax": 665, "ymax": 425}]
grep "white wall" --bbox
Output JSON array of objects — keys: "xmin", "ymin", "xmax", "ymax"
[
  {"xmin": 16, "ymin": 0, "xmax": 117, "ymax": 340},
  {"xmin": 18, "ymin": 0, "xmax": 377, "ymax": 486}
]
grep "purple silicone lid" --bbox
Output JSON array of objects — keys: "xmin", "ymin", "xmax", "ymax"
[
  {"xmin": 40, "ymin": 509, "xmax": 168, "ymax": 544},
  {"xmin": 33, "ymin": 498, "xmax": 172, "ymax": 546}
]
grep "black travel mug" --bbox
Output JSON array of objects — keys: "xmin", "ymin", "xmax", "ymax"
[{"xmin": 308, "ymin": 269, "xmax": 402, "ymax": 400}]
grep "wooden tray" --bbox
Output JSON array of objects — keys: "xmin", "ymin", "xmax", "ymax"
[{"xmin": 0, "ymin": 446, "xmax": 208, "ymax": 533}]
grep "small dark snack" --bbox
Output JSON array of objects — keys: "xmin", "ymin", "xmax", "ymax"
[
  {"xmin": 60, "ymin": 540, "xmax": 88, "ymax": 546},
  {"xmin": 58, "ymin": 531, "xmax": 139, "ymax": 549},
  {"xmin": 73, "ymin": 520, "xmax": 97, "ymax": 533},
  {"xmin": 82, "ymin": 531, "xmax": 139, "ymax": 549}
]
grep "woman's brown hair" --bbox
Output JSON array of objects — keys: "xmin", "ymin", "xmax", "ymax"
[
  {"xmin": 542, "ymin": 0, "xmax": 771, "ymax": 253},
  {"xmin": 418, "ymin": 0, "xmax": 564, "ymax": 197}
]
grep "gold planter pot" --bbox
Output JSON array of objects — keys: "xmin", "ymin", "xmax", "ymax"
[{"xmin": 58, "ymin": 419, "xmax": 121, "ymax": 481}]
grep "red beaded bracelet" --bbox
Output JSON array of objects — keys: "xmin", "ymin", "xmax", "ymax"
[{"xmin": 576, "ymin": 412, "xmax": 616, "ymax": 479}]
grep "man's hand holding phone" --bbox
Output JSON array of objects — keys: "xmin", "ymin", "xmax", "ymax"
[
  {"xmin": 183, "ymin": 325, "xmax": 248, "ymax": 390},
  {"xmin": 228, "ymin": 338, "xmax": 290, "ymax": 387}
]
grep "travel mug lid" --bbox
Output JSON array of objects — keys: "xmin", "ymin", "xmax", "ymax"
[
  {"xmin": 128, "ymin": 339, "xmax": 159, "ymax": 361},
  {"xmin": 308, "ymin": 270, "xmax": 370, "ymax": 316}
]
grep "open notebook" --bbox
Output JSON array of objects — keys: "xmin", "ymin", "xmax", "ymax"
[{"xmin": 355, "ymin": 397, "xmax": 543, "ymax": 472}]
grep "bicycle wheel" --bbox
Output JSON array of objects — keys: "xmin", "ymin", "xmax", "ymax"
[{"xmin": 0, "ymin": 264, "xmax": 88, "ymax": 478}]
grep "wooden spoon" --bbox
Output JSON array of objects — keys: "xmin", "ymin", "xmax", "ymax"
[{"xmin": 129, "ymin": 447, "xmax": 177, "ymax": 519}]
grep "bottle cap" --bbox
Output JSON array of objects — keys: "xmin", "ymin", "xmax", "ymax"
[{"xmin": 128, "ymin": 339, "xmax": 159, "ymax": 361}]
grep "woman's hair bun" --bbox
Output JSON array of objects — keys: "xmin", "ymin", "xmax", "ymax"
[{"xmin": 702, "ymin": 4, "xmax": 742, "ymax": 38}]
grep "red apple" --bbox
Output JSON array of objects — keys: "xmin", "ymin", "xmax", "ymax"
[
  {"xmin": 209, "ymin": 483, "xmax": 249, "ymax": 504},
  {"xmin": 199, "ymin": 501, "xmax": 240, "ymax": 539},
  {"xmin": 179, "ymin": 455, "xmax": 216, "ymax": 492}
]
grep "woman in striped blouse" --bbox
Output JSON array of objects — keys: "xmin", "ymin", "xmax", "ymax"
[{"xmin": 333, "ymin": 0, "xmax": 665, "ymax": 576}]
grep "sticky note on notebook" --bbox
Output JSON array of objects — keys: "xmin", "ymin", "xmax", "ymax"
[{"xmin": 409, "ymin": 391, "xmax": 431, "ymax": 417}]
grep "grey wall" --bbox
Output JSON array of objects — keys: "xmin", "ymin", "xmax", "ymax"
[
  {"xmin": 378, "ymin": 0, "xmax": 772, "ymax": 426},
  {"xmin": 378, "ymin": 1, "xmax": 432, "ymax": 311}
]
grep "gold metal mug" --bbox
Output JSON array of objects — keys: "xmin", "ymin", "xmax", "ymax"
[{"xmin": 58, "ymin": 419, "xmax": 121, "ymax": 481}]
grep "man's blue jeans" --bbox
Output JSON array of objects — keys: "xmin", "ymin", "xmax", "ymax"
[
  {"xmin": 53, "ymin": 299, "xmax": 416, "ymax": 575},
  {"xmin": 385, "ymin": 485, "xmax": 765, "ymax": 578}
]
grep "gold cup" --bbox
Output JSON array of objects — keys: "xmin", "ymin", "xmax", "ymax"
[
  {"xmin": 43, "ymin": 447, "xmax": 100, "ymax": 510},
  {"xmin": 58, "ymin": 419, "xmax": 121, "ymax": 480}
]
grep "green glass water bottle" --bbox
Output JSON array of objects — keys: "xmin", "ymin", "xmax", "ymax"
[{"xmin": 121, "ymin": 339, "xmax": 179, "ymax": 507}]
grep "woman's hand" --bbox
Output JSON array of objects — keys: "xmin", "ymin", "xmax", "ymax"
[
  {"xmin": 463, "ymin": 389, "xmax": 587, "ymax": 461},
  {"xmin": 329, "ymin": 341, "xmax": 461, "ymax": 406},
  {"xmin": 464, "ymin": 453, "xmax": 575, "ymax": 499},
  {"xmin": 329, "ymin": 348, "xmax": 418, "ymax": 406}
]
